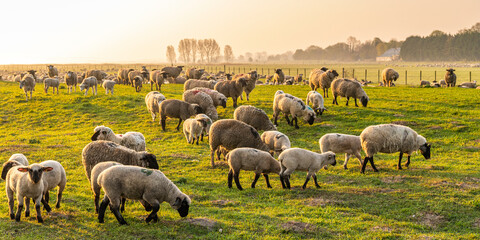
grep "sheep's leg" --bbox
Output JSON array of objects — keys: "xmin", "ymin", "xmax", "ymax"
[
  {"xmin": 145, "ymin": 203, "xmax": 160, "ymax": 223},
  {"xmin": 294, "ymin": 117, "xmax": 299, "ymax": 129},
  {"xmin": 15, "ymin": 195, "xmax": 24, "ymax": 222},
  {"xmin": 361, "ymin": 157, "xmax": 370, "ymax": 174},
  {"xmin": 246, "ymin": 92, "xmax": 250, "ymax": 101},
  {"xmin": 346, "ymin": 97, "xmax": 349, "ymax": 106},
  {"xmin": 279, "ymin": 174, "xmax": 287, "ymax": 189},
  {"xmin": 160, "ymin": 118, "xmax": 166, "ymax": 131},
  {"xmin": 120, "ymin": 198, "xmax": 126, "ymax": 212},
  {"xmin": 41, "ymin": 196, "xmax": 51, "ymax": 212},
  {"xmin": 284, "ymin": 114, "xmax": 291, "ymax": 125},
  {"xmin": 35, "ymin": 196, "xmax": 44, "ymax": 223},
  {"xmin": 44, "ymin": 191, "xmax": 50, "ymax": 205},
  {"xmin": 25, "ymin": 197, "xmax": 30, "ymax": 217},
  {"xmin": 312, "ymin": 174, "xmax": 321, "ymax": 188},
  {"xmin": 354, "ymin": 98, "xmax": 359, "ymax": 107},
  {"xmin": 369, "ymin": 157, "xmax": 379, "ymax": 172},
  {"xmin": 397, "ymin": 152, "xmax": 403, "ymax": 170},
  {"xmin": 111, "ymin": 204, "xmax": 127, "ymax": 225},
  {"xmin": 302, "ymin": 172, "xmax": 312, "ymax": 189},
  {"xmin": 232, "ymin": 97, "xmax": 238, "ymax": 108},
  {"xmin": 7, "ymin": 190, "xmax": 15, "ymax": 219},
  {"xmin": 263, "ymin": 174, "xmax": 272, "ymax": 188},
  {"xmin": 354, "ymin": 152, "xmax": 363, "ymax": 167},
  {"xmin": 284, "ymin": 175, "xmax": 291, "ymax": 189},
  {"xmin": 176, "ymin": 119, "xmax": 182, "ymax": 131},
  {"xmin": 343, "ymin": 153, "xmax": 350, "ymax": 169},
  {"xmin": 251, "ymin": 173, "xmax": 261, "ymax": 188},
  {"xmin": 210, "ymin": 149, "xmax": 216, "ymax": 167},
  {"xmin": 94, "ymin": 194, "xmax": 100, "ymax": 214},
  {"xmin": 98, "ymin": 197, "xmax": 110, "ymax": 223},
  {"xmin": 240, "ymin": 93, "xmax": 243, "ymax": 101},
  {"xmin": 405, "ymin": 156, "xmax": 411, "ymax": 167},
  {"xmin": 200, "ymin": 133, "xmax": 204, "ymax": 142},
  {"xmin": 234, "ymin": 172, "xmax": 243, "ymax": 190},
  {"xmin": 273, "ymin": 111, "xmax": 279, "ymax": 125},
  {"xmin": 228, "ymin": 169, "xmax": 233, "ymax": 188},
  {"xmin": 151, "ymin": 82, "xmax": 154, "ymax": 91},
  {"xmin": 151, "ymin": 112, "xmax": 156, "ymax": 121},
  {"xmin": 195, "ymin": 136, "xmax": 199, "ymax": 145}
]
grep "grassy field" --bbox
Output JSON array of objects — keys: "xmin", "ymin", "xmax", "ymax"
[{"xmin": 0, "ymin": 79, "xmax": 480, "ymax": 239}]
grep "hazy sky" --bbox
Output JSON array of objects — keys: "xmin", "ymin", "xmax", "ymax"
[{"xmin": 1, "ymin": 0, "xmax": 478, "ymax": 64}]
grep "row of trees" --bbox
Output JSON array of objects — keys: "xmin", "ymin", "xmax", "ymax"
[{"xmin": 166, "ymin": 39, "xmax": 234, "ymax": 65}]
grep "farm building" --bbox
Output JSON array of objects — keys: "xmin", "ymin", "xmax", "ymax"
[{"xmin": 376, "ymin": 48, "xmax": 401, "ymax": 62}]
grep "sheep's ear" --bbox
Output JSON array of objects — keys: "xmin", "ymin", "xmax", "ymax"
[
  {"xmin": 17, "ymin": 167, "xmax": 29, "ymax": 172},
  {"xmin": 173, "ymin": 197, "xmax": 182, "ymax": 207},
  {"xmin": 91, "ymin": 131, "xmax": 100, "ymax": 141},
  {"xmin": 43, "ymin": 167, "xmax": 53, "ymax": 172}
]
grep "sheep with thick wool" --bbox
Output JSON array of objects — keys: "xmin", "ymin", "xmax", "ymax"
[
  {"xmin": 309, "ymin": 69, "xmax": 339, "ymax": 97},
  {"xmin": 102, "ymin": 80, "xmax": 116, "ymax": 95},
  {"xmin": 37, "ymin": 160, "xmax": 66, "ymax": 209},
  {"xmin": 79, "ymin": 76, "xmax": 98, "ymax": 96},
  {"xmin": 84, "ymin": 70, "xmax": 108, "ymax": 84},
  {"xmin": 444, "ymin": 68, "xmax": 456, "ymax": 87},
  {"xmin": 319, "ymin": 133, "xmax": 362, "ymax": 169},
  {"xmin": 117, "ymin": 69, "xmax": 134, "ymax": 85},
  {"xmin": 331, "ymin": 78, "xmax": 369, "ymax": 107},
  {"xmin": 234, "ymin": 70, "xmax": 258, "ymax": 101},
  {"xmin": 47, "ymin": 65, "xmax": 58, "ymax": 78},
  {"xmin": 145, "ymin": 91, "xmax": 166, "ymax": 121},
  {"xmin": 183, "ymin": 89, "xmax": 218, "ymax": 120},
  {"xmin": 44, "ymin": 78, "xmax": 60, "ymax": 94},
  {"xmin": 184, "ymin": 79, "xmax": 217, "ymax": 91},
  {"xmin": 272, "ymin": 69, "xmax": 285, "ymax": 85},
  {"xmin": 91, "ymin": 125, "xmax": 146, "ymax": 152},
  {"xmin": 90, "ymin": 161, "xmax": 124, "ymax": 214},
  {"xmin": 186, "ymin": 68, "xmax": 205, "ymax": 79},
  {"xmin": 158, "ymin": 99, "xmax": 202, "ymax": 131},
  {"xmin": 149, "ymin": 70, "xmax": 168, "ymax": 91},
  {"xmin": 191, "ymin": 87, "xmax": 227, "ymax": 108},
  {"xmin": 19, "ymin": 74, "xmax": 36, "ymax": 101},
  {"xmin": 382, "ymin": 68, "xmax": 399, "ymax": 87},
  {"xmin": 2, "ymin": 154, "xmax": 29, "ymax": 180},
  {"xmin": 161, "ymin": 66, "xmax": 184, "ymax": 79},
  {"xmin": 214, "ymin": 77, "xmax": 247, "ymax": 108},
  {"xmin": 306, "ymin": 90, "xmax": 326, "ymax": 115},
  {"xmin": 233, "ymin": 105, "xmax": 276, "ymax": 131},
  {"xmin": 64, "ymin": 71, "xmax": 78, "ymax": 93},
  {"xmin": 260, "ymin": 130, "xmax": 291, "ymax": 156},
  {"xmin": 273, "ymin": 92, "xmax": 315, "ymax": 129}
]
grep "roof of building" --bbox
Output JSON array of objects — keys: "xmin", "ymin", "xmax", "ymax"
[{"xmin": 379, "ymin": 48, "xmax": 401, "ymax": 57}]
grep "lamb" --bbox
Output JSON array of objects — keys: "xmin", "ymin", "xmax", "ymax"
[
  {"xmin": 2, "ymin": 154, "xmax": 29, "ymax": 180},
  {"xmin": 272, "ymin": 69, "xmax": 285, "ymax": 85},
  {"xmin": 273, "ymin": 92, "xmax": 316, "ymax": 129},
  {"xmin": 64, "ymin": 71, "xmax": 78, "ymax": 93},
  {"xmin": 84, "ymin": 70, "xmax": 108, "ymax": 84},
  {"xmin": 90, "ymin": 161, "xmax": 124, "ymax": 214},
  {"xmin": 309, "ymin": 69, "xmax": 339, "ymax": 98},
  {"xmin": 186, "ymin": 67, "xmax": 205, "ymax": 79},
  {"xmin": 6, "ymin": 163, "xmax": 53, "ymax": 223},
  {"xmin": 195, "ymin": 113, "xmax": 213, "ymax": 141},
  {"xmin": 420, "ymin": 80, "xmax": 431, "ymax": 87},
  {"xmin": 161, "ymin": 66, "xmax": 184, "ymax": 79},
  {"xmin": 458, "ymin": 81, "xmax": 477, "ymax": 88},
  {"xmin": 182, "ymin": 116, "xmax": 210, "ymax": 145},
  {"xmin": 91, "ymin": 125, "xmax": 146, "ymax": 151},
  {"xmin": 79, "ymin": 76, "xmax": 98, "ymax": 96},
  {"xmin": 145, "ymin": 91, "xmax": 166, "ymax": 121},
  {"xmin": 27, "ymin": 70, "xmax": 38, "ymax": 82},
  {"xmin": 150, "ymin": 70, "xmax": 168, "ymax": 91},
  {"xmin": 19, "ymin": 74, "xmax": 36, "ymax": 101},
  {"xmin": 233, "ymin": 105, "xmax": 276, "ymax": 131},
  {"xmin": 359, "ymin": 124, "xmax": 431, "ymax": 174},
  {"xmin": 234, "ymin": 70, "xmax": 258, "ymax": 101},
  {"xmin": 184, "ymin": 79, "xmax": 217, "ymax": 91},
  {"xmin": 191, "ymin": 87, "xmax": 227, "ymax": 108},
  {"xmin": 226, "ymin": 148, "xmax": 282, "ymax": 190},
  {"xmin": 331, "ymin": 78, "xmax": 369, "ymax": 107},
  {"xmin": 294, "ymin": 74, "xmax": 303, "ymax": 84},
  {"xmin": 127, "ymin": 70, "xmax": 142, "ymax": 87},
  {"xmin": 278, "ymin": 148, "xmax": 336, "ymax": 189},
  {"xmin": 133, "ymin": 76, "xmax": 143, "ymax": 92},
  {"xmin": 319, "ymin": 133, "xmax": 362, "ymax": 169},
  {"xmin": 183, "ymin": 89, "xmax": 218, "ymax": 120},
  {"xmin": 47, "ymin": 65, "xmax": 58, "ymax": 77},
  {"xmin": 43, "ymin": 78, "xmax": 60, "ymax": 94},
  {"xmin": 158, "ymin": 99, "xmax": 202, "ymax": 131},
  {"xmin": 117, "ymin": 68, "xmax": 134, "ymax": 85},
  {"xmin": 81, "ymin": 140, "xmax": 158, "ymax": 182},
  {"xmin": 97, "ymin": 165, "xmax": 191, "ymax": 225},
  {"xmin": 444, "ymin": 68, "xmax": 456, "ymax": 87},
  {"xmin": 37, "ymin": 160, "xmax": 67, "ymax": 209},
  {"xmin": 209, "ymin": 119, "xmax": 269, "ymax": 167},
  {"xmin": 306, "ymin": 91, "xmax": 326, "ymax": 115},
  {"xmin": 382, "ymin": 68, "xmax": 399, "ymax": 87},
  {"xmin": 260, "ymin": 130, "xmax": 291, "ymax": 156},
  {"xmin": 102, "ymin": 80, "xmax": 116, "ymax": 95},
  {"xmin": 214, "ymin": 77, "xmax": 247, "ymax": 108}
]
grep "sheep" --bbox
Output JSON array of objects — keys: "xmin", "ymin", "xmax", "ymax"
[
  {"xmin": 90, "ymin": 161, "xmax": 125, "ymax": 214},
  {"xmin": 47, "ymin": 65, "xmax": 58, "ymax": 77},
  {"xmin": 2, "ymin": 154, "xmax": 29, "ymax": 181},
  {"xmin": 234, "ymin": 70, "xmax": 258, "ymax": 101},
  {"xmin": 81, "ymin": 140, "xmax": 158, "ymax": 182},
  {"xmin": 382, "ymin": 68, "xmax": 399, "ymax": 87},
  {"xmin": 38, "ymin": 160, "xmax": 66, "ymax": 209},
  {"xmin": 64, "ymin": 71, "xmax": 78, "ymax": 93},
  {"xmin": 186, "ymin": 68, "xmax": 205, "ymax": 79},
  {"xmin": 127, "ymin": 70, "xmax": 142, "ymax": 87},
  {"xmin": 420, "ymin": 80, "xmax": 431, "ymax": 87},
  {"xmin": 140, "ymin": 66, "xmax": 149, "ymax": 84},
  {"xmin": 102, "ymin": 79, "xmax": 116, "ymax": 95},
  {"xmin": 184, "ymin": 79, "xmax": 217, "ymax": 91},
  {"xmin": 444, "ymin": 68, "xmax": 457, "ymax": 87},
  {"xmin": 19, "ymin": 74, "xmax": 36, "ymax": 101},
  {"xmin": 91, "ymin": 125, "xmax": 146, "ymax": 152},
  {"xmin": 331, "ymin": 78, "xmax": 369, "ymax": 107},
  {"xmin": 84, "ymin": 70, "xmax": 108, "ymax": 84},
  {"xmin": 195, "ymin": 113, "xmax": 213, "ymax": 141},
  {"xmin": 319, "ymin": 133, "xmax": 362, "ymax": 170},
  {"xmin": 145, "ymin": 91, "xmax": 166, "ymax": 121},
  {"xmin": 14, "ymin": 73, "xmax": 25, "ymax": 82},
  {"xmin": 214, "ymin": 77, "xmax": 247, "ymax": 108},
  {"xmin": 308, "ymin": 67, "xmax": 328, "ymax": 89},
  {"xmin": 272, "ymin": 69, "xmax": 285, "ymax": 85},
  {"xmin": 439, "ymin": 79, "xmax": 447, "ymax": 87},
  {"xmin": 306, "ymin": 91, "xmax": 326, "ymax": 115},
  {"xmin": 278, "ymin": 148, "xmax": 336, "ymax": 189},
  {"xmin": 150, "ymin": 70, "xmax": 168, "ymax": 91},
  {"xmin": 233, "ymin": 105, "xmax": 276, "ymax": 131},
  {"xmin": 43, "ymin": 78, "xmax": 60, "ymax": 94},
  {"xmin": 209, "ymin": 119, "xmax": 269, "ymax": 167},
  {"xmin": 273, "ymin": 92, "xmax": 316, "ymax": 129},
  {"xmin": 182, "ymin": 117, "xmax": 210, "ymax": 145},
  {"xmin": 161, "ymin": 66, "xmax": 184, "ymax": 79},
  {"xmin": 79, "ymin": 76, "xmax": 98, "ymax": 96},
  {"xmin": 6, "ymin": 163, "xmax": 53, "ymax": 223},
  {"xmin": 183, "ymin": 89, "xmax": 218, "ymax": 120},
  {"xmin": 97, "ymin": 165, "xmax": 190, "ymax": 225},
  {"xmin": 294, "ymin": 74, "xmax": 303, "ymax": 84},
  {"xmin": 359, "ymin": 124, "xmax": 431, "ymax": 174},
  {"xmin": 158, "ymin": 99, "xmax": 202, "ymax": 131},
  {"xmin": 118, "ymin": 68, "xmax": 134, "ymax": 85},
  {"xmin": 171, "ymin": 76, "xmax": 187, "ymax": 84},
  {"xmin": 260, "ymin": 130, "xmax": 291, "ymax": 156},
  {"xmin": 310, "ymin": 69, "xmax": 339, "ymax": 98},
  {"xmin": 26, "ymin": 70, "xmax": 38, "ymax": 83},
  {"xmin": 133, "ymin": 76, "xmax": 143, "ymax": 92},
  {"xmin": 226, "ymin": 147, "xmax": 282, "ymax": 190},
  {"xmin": 458, "ymin": 81, "xmax": 477, "ymax": 88},
  {"xmin": 191, "ymin": 87, "xmax": 227, "ymax": 108}
]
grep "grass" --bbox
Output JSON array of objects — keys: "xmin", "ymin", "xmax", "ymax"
[{"xmin": 0, "ymin": 78, "xmax": 480, "ymax": 239}]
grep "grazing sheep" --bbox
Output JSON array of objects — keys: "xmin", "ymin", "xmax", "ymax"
[
  {"xmin": 47, "ymin": 65, "xmax": 58, "ymax": 78},
  {"xmin": 102, "ymin": 80, "xmax": 116, "ymax": 95},
  {"xmin": 278, "ymin": 148, "xmax": 336, "ymax": 189},
  {"xmin": 444, "ymin": 68, "xmax": 456, "ymax": 87},
  {"xmin": 183, "ymin": 89, "xmax": 218, "ymax": 120},
  {"xmin": 382, "ymin": 68, "xmax": 399, "ymax": 87},
  {"xmin": 118, "ymin": 68, "xmax": 134, "ymax": 85},
  {"xmin": 85, "ymin": 70, "xmax": 108, "ymax": 84},
  {"xmin": 195, "ymin": 113, "xmax": 213, "ymax": 141},
  {"xmin": 140, "ymin": 66, "xmax": 149, "ymax": 84},
  {"xmin": 306, "ymin": 91, "xmax": 326, "ymax": 115},
  {"xmin": 182, "ymin": 117, "xmax": 210, "ymax": 145},
  {"xmin": 319, "ymin": 133, "xmax": 362, "ymax": 169},
  {"xmin": 227, "ymin": 148, "xmax": 282, "ymax": 190},
  {"xmin": 161, "ymin": 66, "xmax": 184, "ymax": 79},
  {"xmin": 214, "ymin": 77, "xmax": 247, "ymax": 108},
  {"xmin": 331, "ymin": 78, "xmax": 369, "ymax": 107},
  {"xmin": 360, "ymin": 124, "xmax": 431, "ymax": 173},
  {"xmin": 97, "ymin": 165, "xmax": 191, "ymax": 225},
  {"xmin": 6, "ymin": 163, "xmax": 53, "ymax": 223},
  {"xmin": 273, "ymin": 92, "xmax": 315, "ymax": 129},
  {"xmin": 233, "ymin": 105, "xmax": 276, "ymax": 131},
  {"xmin": 458, "ymin": 81, "xmax": 477, "ymax": 88},
  {"xmin": 186, "ymin": 68, "xmax": 205, "ymax": 79},
  {"xmin": 81, "ymin": 140, "xmax": 158, "ymax": 181},
  {"xmin": 234, "ymin": 70, "xmax": 258, "ymax": 101},
  {"xmin": 209, "ymin": 119, "xmax": 269, "ymax": 167},
  {"xmin": 90, "ymin": 161, "xmax": 124, "ymax": 214},
  {"xmin": 420, "ymin": 80, "xmax": 431, "ymax": 87},
  {"xmin": 310, "ymin": 69, "xmax": 339, "ymax": 98},
  {"xmin": 133, "ymin": 76, "xmax": 143, "ymax": 92},
  {"xmin": 184, "ymin": 79, "xmax": 217, "ymax": 91},
  {"xmin": 294, "ymin": 74, "xmax": 303, "ymax": 84},
  {"xmin": 79, "ymin": 76, "xmax": 98, "ymax": 96},
  {"xmin": 308, "ymin": 67, "xmax": 328, "ymax": 90},
  {"xmin": 38, "ymin": 160, "xmax": 66, "ymax": 209},
  {"xmin": 2, "ymin": 154, "xmax": 29, "ymax": 180},
  {"xmin": 150, "ymin": 70, "xmax": 168, "ymax": 91},
  {"xmin": 19, "ymin": 74, "xmax": 36, "ymax": 101},
  {"xmin": 439, "ymin": 79, "xmax": 447, "ymax": 87},
  {"xmin": 191, "ymin": 87, "xmax": 227, "ymax": 108},
  {"xmin": 43, "ymin": 78, "xmax": 60, "ymax": 94},
  {"xmin": 145, "ymin": 91, "xmax": 166, "ymax": 121},
  {"xmin": 127, "ymin": 70, "xmax": 142, "ymax": 87},
  {"xmin": 260, "ymin": 130, "xmax": 291, "ymax": 156},
  {"xmin": 158, "ymin": 99, "xmax": 202, "ymax": 131},
  {"xmin": 26, "ymin": 70, "xmax": 38, "ymax": 82},
  {"xmin": 64, "ymin": 71, "xmax": 78, "ymax": 93},
  {"xmin": 272, "ymin": 69, "xmax": 285, "ymax": 85},
  {"xmin": 170, "ymin": 76, "xmax": 187, "ymax": 84},
  {"xmin": 91, "ymin": 125, "xmax": 146, "ymax": 152}
]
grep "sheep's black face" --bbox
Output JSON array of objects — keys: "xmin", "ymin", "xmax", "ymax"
[
  {"xmin": 332, "ymin": 70, "xmax": 339, "ymax": 77},
  {"xmin": 307, "ymin": 114, "xmax": 315, "ymax": 125},
  {"xmin": 91, "ymin": 131, "xmax": 100, "ymax": 141},
  {"xmin": 143, "ymin": 154, "xmax": 159, "ymax": 169},
  {"xmin": 275, "ymin": 69, "xmax": 282, "ymax": 74},
  {"xmin": 361, "ymin": 96, "xmax": 368, "ymax": 107},
  {"xmin": 175, "ymin": 197, "xmax": 190, "ymax": 217},
  {"xmin": 221, "ymin": 99, "xmax": 227, "ymax": 108},
  {"xmin": 420, "ymin": 143, "xmax": 431, "ymax": 160},
  {"xmin": 329, "ymin": 154, "xmax": 337, "ymax": 166}
]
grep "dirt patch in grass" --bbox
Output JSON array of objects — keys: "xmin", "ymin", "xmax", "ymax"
[
  {"xmin": 381, "ymin": 176, "xmax": 406, "ymax": 184},
  {"xmin": 370, "ymin": 225, "xmax": 393, "ymax": 232},
  {"xmin": 428, "ymin": 125, "xmax": 443, "ymax": 130},
  {"xmin": 393, "ymin": 114, "xmax": 404, "ymax": 117},
  {"xmin": 391, "ymin": 121, "xmax": 418, "ymax": 126},
  {"xmin": 414, "ymin": 212, "xmax": 446, "ymax": 229},
  {"xmin": 170, "ymin": 153, "xmax": 193, "ymax": 159},
  {"xmin": 49, "ymin": 211, "xmax": 74, "ymax": 220},
  {"xmin": 47, "ymin": 144, "xmax": 69, "ymax": 149},
  {"xmin": 186, "ymin": 218, "xmax": 219, "ymax": 230},
  {"xmin": 211, "ymin": 200, "xmax": 236, "ymax": 207},
  {"xmin": 307, "ymin": 197, "xmax": 343, "ymax": 207},
  {"xmin": 0, "ymin": 144, "xmax": 37, "ymax": 152},
  {"xmin": 281, "ymin": 221, "xmax": 316, "ymax": 233}
]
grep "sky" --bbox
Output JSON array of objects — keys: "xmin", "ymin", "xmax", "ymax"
[{"xmin": 0, "ymin": 0, "xmax": 478, "ymax": 64}]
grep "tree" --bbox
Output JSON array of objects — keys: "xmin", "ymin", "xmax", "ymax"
[
  {"xmin": 224, "ymin": 45, "xmax": 234, "ymax": 63},
  {"xmin": 198, "ymin": 40, "xmax": 206, "ymax": 63},
  {"xmin": 190, "ymin": 39, "xmax": 198, "ymax": 63},
  {"xmin": 346, "ymin": 36, "xmax": 361, "ymax": 53},
  {"xmin": 166, "ymin": 45, "xmax": 176, "ymax": 65},
  {"xmin": 202, "ymin": 39, "xmax": 220, "ymax": 63},
  {"xmin": 178, "ymin": 39, "xmax": 192, "ymax": 63}
]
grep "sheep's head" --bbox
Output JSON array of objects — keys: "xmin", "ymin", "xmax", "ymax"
[
  {"xmin": 177, "ymin": 66, "xmax": 184, "ymax": 70},
  {"xmin": 191, "ymin": 104, "xmax": 203, "ymax": 114},
  {"xmin": 172, "ymin": 196, "xmax": 190, "ymax": 217},
  {"xmin": 360, "ymin": 96, "xmax": 369, "ymax": 107},
  {"xmin": 226, "ymin": 73, "xmax": 232, "ymax": 80},
  {"xmin": 17, "ymin": 164, "xmax": 52, "ymax": 184},
  {"xmin": 446, "ymin": 68, "xmax": 455, "ymax": 74},
  {"xmin": 249, "ymin": 71, "xmax": 258, "ymax": 80},
  {"xmin": 27, "ymin": 70, "xmax": 37, "ymax": 76},
  {"xmin": 47, "ymin": 65, "xmax": 53, "ymax": 69},
  {"xmin": 419, "ymin": 143, "xmax": 431, "ymax": 160},
  {"xmin": 141, "ymin": 153, "xmax": 158, "ymax": 169},
  {"xmin": 323, "ymin": 151, "xmax": 337, "ymax": 167},
  {"xmin": 160, "ymin": 71, "xmax": 169, "ymax": 78},
  {"xmin": 275, "ymin": 69, "xmax": 283, "ymax": 74},
  {"xmin": 19, "ymin": 80, "xmax": 25, "ymax": 89},
  {"xmin": 91, "ymin": 126, "xmax": 113, "ymax": 141},
  {"xmin": 303, "ymin": 106, "xmax": 316, "ymax": 125},
  {"xmin": 328, "ymin": 70, "xmax": 339, "ymax": 78},
  {"xmin": 219, "ymin": 96, "xmax": 227, "ymax": 108},
  {"xmin": 79, "ymin": 83, "xmax": 87, "ymax": 91}
]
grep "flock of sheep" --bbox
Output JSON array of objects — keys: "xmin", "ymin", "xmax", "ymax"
[{"xmin": 7, "ymin": 63, "xmax": 473, "ymax": 226}]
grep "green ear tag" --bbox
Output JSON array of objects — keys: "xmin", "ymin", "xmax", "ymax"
[{"xmin": 141, "ymin": 169, "xmax": 153, "ymax": 176}]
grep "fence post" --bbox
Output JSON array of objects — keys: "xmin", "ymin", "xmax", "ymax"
[
  {"xmin": 420, "ymin": 71, "xmax": 422, "ymax": 81},
  {"xmin": 352, "ymin": 69, "xmax": 355, "ymax": 79},
  {"xmin": 342, "ymin": 68, "xmax": 345, "ymax": 78},
  {"xmin": 304, "ymin": 68, "xmax": 306, "ymax": 79},
  {"xmin": 405, "ymin": 70, "xmax": 407, "ymax": 85},
  {"xmin": 434, "ymin": 71, "xmax": 436, "ymax": 81},
  {"xmin": 470, "ymin": 71, "xmax": 472, "ymax": 82},
  {"xmin": 364, "ymin": 69, "xmax": 367, "ymax": 81},
  {"xmin": 288, "ymin": 68, "xmax": 290, "ymax": 75},
  {"xmin": 378, "ymin": 70, "xmax": 380, "ymax": 83}
]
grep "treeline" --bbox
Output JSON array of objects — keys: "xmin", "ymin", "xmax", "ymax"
[{"xmin": 166, "ymin": 38, "xmax": 234, "ymax": 65}]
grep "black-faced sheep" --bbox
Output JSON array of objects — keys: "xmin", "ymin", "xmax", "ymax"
[
  {"xmin": 272, "ymin": 69, "xmax": 285, "ymax": 85},
  {"xmin": 158, "ymin": 99, "xmax": 202, "ymax": 131},
  {"xmin": 150, "ymin": 70, "xmax": 168, "ymax": 91},
  {"xmin": 161, "ymin": 66, "xmax": 184, "ymax": 79},
  {"xmin": 234, "ymin": 70, "xmax": 258, "ymax": 101},
  {"xmin": 183, "ymin": 89, "xmax": 218, "ymax": 120},
  {"xmin": 331, "ymin": 78, "xmax": 369, "ymax": 107},
  {"xmin": 445, "ymin": 68, "xmax": 456, "ymax": 87},
  {"xmin": 214, "ymin": 77, "xmax": 247, "ymax": 108},
  {"xmin": 233, "ymin": 105, "xmax": 276, "ymax": 131},
  {"xmin": 186, "ymin": 68, "xmax": 205, "ymax": 79},
  {"xmin": 273, "ymin": 92, "xmax": 315, "ymax": 129},
  {"xmin": 382, "ymin": 68, "xmax": 399, "ymax": 87},
  {"xmin": 309, "ymin": 69, "xmax": 339, "ymax": 98}
]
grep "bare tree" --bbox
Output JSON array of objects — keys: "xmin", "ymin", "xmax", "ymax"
[
  {"xmin": 190, "ymin": 39, "xmax": 198, "ymax": 64},
  {"xmin": 166, "ymin": 45, "xmax": 176, "ymax": 65},
  {"xmin": 203, "ymin": 39, "xmax": 220, "ymax": 63},
  {"xmin": 198, "ymin": 39, "xmax": 206, "ymax": 63},
  {"xmin": 178, "ymin": 39, "xmax": 192, "ymax": 63},
  {"xmin": 224, "ymin": 45, "xmax": 234, "ymax": 63},
  {"xmin": 346, "ymin": 36, "xmax": 361, "ymax": 53}
]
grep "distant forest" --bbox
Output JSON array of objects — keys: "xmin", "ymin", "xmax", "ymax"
[{"xmin": 292, "ymin": 22, "xmax": 480, "ymax": 62}]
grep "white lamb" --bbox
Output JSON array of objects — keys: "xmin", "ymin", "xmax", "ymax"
[
  {"xmin": 319, "ymin": 133, "xmax": 362, "ymax": 169},
  {"xmin": 306, "ymin": 90, "xmax": 326, "ymax": 115},
  {"xmin": 91, "ymin": 125, "xmax": 146, "ymax": 151}
]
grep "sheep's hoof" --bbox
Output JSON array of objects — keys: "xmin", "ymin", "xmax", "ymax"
[
  {"xmin": 315, "ymin": 185, "xmax": 321, "ymax": 188},
  {"xmin": 25, "ymin": 211, "xmax": 30, "ymax": 217},
  {"xmin": 10, "ymin": 214, "xmax": 14, "ymax": 220},
  {"xmin": 295, "ymin": 126, "xmax": 299, "ymax": 129},
  {"xmin": 373, "ymin": 169, "xmax": 379, "ymax": 172},
  {"xmin": 397, "ymin": 166, "xmax": 403, "ymax": 170},
  {"xmin": 343, "ymin": 165, "xmax": 348, "ymax": 170}
]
